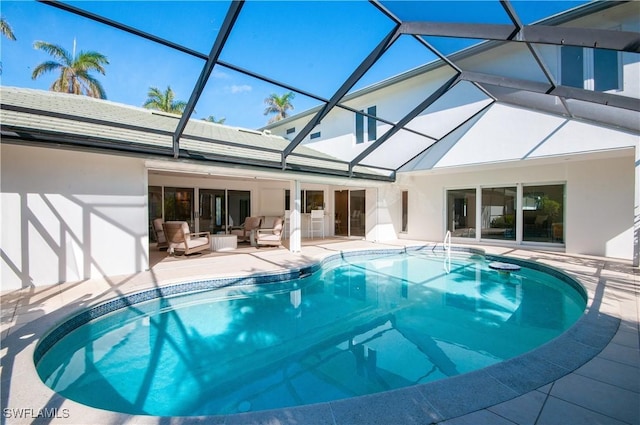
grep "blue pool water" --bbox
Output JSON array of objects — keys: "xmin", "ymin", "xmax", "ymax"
[{"xmin": 36, "ymin": 250, "xmax": 586, "ymax": 416}]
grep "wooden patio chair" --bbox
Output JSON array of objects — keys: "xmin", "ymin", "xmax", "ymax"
[
  {"xmin": 162, "ymin": 221, "xmax": 211, "ymax": 256},
  {"xmin": 254, "ymin": 217, "xmax": 284, "ymax": 248},
  {"xmin": 230, "ymin": 216, "xmax": 262, "ymax": 243},
  {"xmin": 152, "ymin": 218, "xmax": 168, "ymax": 251}
]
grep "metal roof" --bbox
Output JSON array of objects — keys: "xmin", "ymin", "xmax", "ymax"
[
  {"xmin": 0, "ymin": 86, "xmax": 393, "ymax": 180},
  {"xmin": 1, "ymin": 0, "xmax": 638, "ymax": 182}
]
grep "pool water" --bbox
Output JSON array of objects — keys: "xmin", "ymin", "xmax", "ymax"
[{"xmin": 36, "ymin": 251, "xmax": 586, "ymax": 416}]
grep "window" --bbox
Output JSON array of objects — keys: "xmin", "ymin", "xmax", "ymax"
[
  {"xmin": 523, "ymin": 184, "xmax": 564, "ymax": 244},
  {"xmin": 355, "ymin": 105, "xmax": 377, "ymax": 144},
  {"xmin": 561, "ymin": 46, "xmax": 584, "ymax": 89},
  {"xmin": 228, "ymin": 190, "xmax": 251, "ymax": 227},
  {"xmin": 285, "ymin": 189, "xmax": 324, "ymax": 213},
  {"xmin": 286, "ymin": 127, "xmax": 295, "ymax": 134},
  {"xmin": 481, "ymin": 187, "xmax": 516, "ymax": 241},
  {"xmin": 310, "ymin": 131, "xmax": 321, "ymax": 139},
  {"xmin": 481, "ymin": 187, "xmax": 517, "ymax": 240},
  {"xmin": 401, "ymin": 191, "xmax": 408, "ymax": 233},
  {"xmin": 594, "ymin": 49, "xmax": 619, "ymax": 91},
  {"xmin": 164, "ymin": 187, "xmax": 194, "ymax": 228},
  {"xmin": 447, "ymin": 184, "xmax": 565, "ymax": 244},
  {"xmin": 561, "ymin": 46, "xmax": 620, "ymax": 91},
  {"xmin": 199, "ymin": 189, "xmax": 226, "ymax": 234},
  {"xmin": 305, "ymin": 190, "xmax": 324, "ymax": 211},
  {"xmin": 447, "ymin": 189, "xmax": 476, "ymax": 238}
]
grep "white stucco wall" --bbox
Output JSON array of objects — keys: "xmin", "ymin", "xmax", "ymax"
[
  {"xmin": 566, "ymin": 155, "xmax": 636, "ymax": 259},
  {"xmin": 1, "ymin": 144, "xmax": 149, "ymax": 290}
]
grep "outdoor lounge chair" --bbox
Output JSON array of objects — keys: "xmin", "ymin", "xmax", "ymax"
[
  {"xmin": 254, "ymin": 217, "xmax": 284, "ymax": 248},
  {"xmin": 162, "ymin": 221, "xmax": 211, "ymax": 255},
  {"xmin": 230, "ymin": 216, "xmax": 262, "ymax": 243},
  {"xmin": 152, "ymin": 218, "xmax": 168, "ymax": 250}
]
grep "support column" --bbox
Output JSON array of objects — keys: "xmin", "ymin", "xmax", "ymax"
[
  {"xmin": 289, "ymin": 180, "xmax": 302, "ymax": 253},
  {"xmin": 634, "ymin": 143, "xmax": 639, "ymax": 267}
]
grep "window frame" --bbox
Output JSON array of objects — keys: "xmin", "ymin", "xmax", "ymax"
[
  {"xmin": 559, "ymin": 34, "xmax": 622, "ymax": 92},
  {"xmin": 444, "ymin": 183, "xmax": 565, "ymax": 246},
  {"xmin": 401, "ymin": 190, "xmax": 408, "ymax": 233},
  {"xmin": 355, "ymin": 105, "xmax": 377, "ymax": 144},
  {"xmin": 285, "ymin": 189, "xmax": 325, "ymax": 213}
]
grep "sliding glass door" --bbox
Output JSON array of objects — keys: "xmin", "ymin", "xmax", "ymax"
[
  {"xmin": 523, "ymin": 185, "xmax": 565, "ymax": 243},
  {"xmin": 148, "ymin": 186, "xmax": 163, "ymax": 242},
  {"xmin": 446, "ymin": 189, "xmax": 476, "ymax": 238},
  {"xmin": 228, "ymin": 190, "xmax": 250, "ymax": 228},
  {"xmin": 334, "ymin": 190, "xmax": 366, "ymax": 237},
  {"xmin": 334, "ymin": 190, "xmax": 348, "ymax": 236},
  {"xmin": 199, "ymin": 189, "xmax": 226, "ymax": 234},
  {"xmin": 164, "ymin": 187, "xmax": 194, "ymax": 229},
  {"xmin": 350, "ymin": 190, "xmax": 366, "ymax": 237},
  {"xmin": 445, "ymin": 184, "xmax": 564, "ymax": 244},
  {"xmin": 481, "ymin": 187, "xmax": 517, "ymax": 241}
]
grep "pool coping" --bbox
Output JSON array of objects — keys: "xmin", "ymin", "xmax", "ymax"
[{"xmin": 1, "ymin": 241, "xmax": 634, "ymax": 425}]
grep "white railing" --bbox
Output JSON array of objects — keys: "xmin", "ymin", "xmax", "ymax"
[{"xmin": 443, "ymin": 230, "xmax": 451, "ymax": 274}]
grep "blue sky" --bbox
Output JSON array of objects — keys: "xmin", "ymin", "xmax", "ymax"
[{"xmin": 1, "ymin": 1, "xmax": 587, "ymax": 129}]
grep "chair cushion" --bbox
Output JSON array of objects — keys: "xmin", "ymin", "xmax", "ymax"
[
  {"xmin": 258, "ymin": 234, "xmax": 281, "ymax": 242},
  {"xmin": 272, "ymin": 218, "xmax": 283, "ymax": 236},
  {"xmin": 186, "ymin": 237, "xmax": 209, "ymax": 249},
  {"xmin": 180, "ymin": 222, "xmax": 191, "ymax": 240}
]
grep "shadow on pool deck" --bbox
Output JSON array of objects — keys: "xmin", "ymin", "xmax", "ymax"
[{"xmin": 1, "ymin": 239, "xmax": 638, "ymax": 425}]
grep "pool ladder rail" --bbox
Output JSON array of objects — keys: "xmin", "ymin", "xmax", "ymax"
[{"xmin": 443, "ymin": 230, "xmax": 451, "ymax": 274}]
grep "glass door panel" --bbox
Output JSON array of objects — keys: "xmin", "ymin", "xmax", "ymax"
[
  {"xmin": 523, "ymin": 184, "xmax": 565, "ymax": 243},
  {"xmin": 481, "ymin": 187, "xmax": 516, "ymax": 240},
  {"xmin": 148, "ymin": 186, "xmax": 162, "ymax": 242},
  {"xmin": 305, "ymin": 190, "xmax": 324, "ymax": 212},
  {"xmin": 164, "ymin": 187, "xmax": 194, "ymax": 229},
  {"xmin": 228, "ymin": 190, "xmax": 251, "ymax": 228},
  {"xmin": 334, "ymin": 190, "xmax": 348, "ymax": 236},
  {"xmin": 199, "ymin": 189, "xmax": 226, "ymax": 234},
  {"xmin": 447, "ymin": 189, "xmax": 476, "ymax": 238},
  {"xmin": 350, "ymin": 190, "xmax": 366, "ymax": 237}
]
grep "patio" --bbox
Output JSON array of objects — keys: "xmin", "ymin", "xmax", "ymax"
[{"xmin": 1, "ymin": 239, "xmax": 638, "ymax": 424}]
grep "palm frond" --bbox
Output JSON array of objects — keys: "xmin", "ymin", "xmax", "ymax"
[
  {"xmin": 75, "ymin": 69, "xmax": 107, "ymax": 99},
  {"xmin": 1, "ymin": 17, "xmax": 16, "ymax": 41},
  {"xmin": 33, "ymin": 41, "xmax": 72, "ymax": 64},
  {"xmin": 31, "ymin": 61, "xmax": 62, "ymax": 80}
]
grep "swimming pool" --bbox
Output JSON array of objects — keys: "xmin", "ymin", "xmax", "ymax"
[{"xmin": 35, "ymin": 249, "xmax": 586, "ymax": 416}]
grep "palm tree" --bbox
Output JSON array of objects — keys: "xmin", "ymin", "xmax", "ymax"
[
  {"xmin": 1, "ymin": 17, "xmax": 16, "ymax": 40},
  {"xmin": 0, "ymin": 17, "xmax": 16, "ymax": 75},
  {"xmin": 143, "ymin": 86, "xmax": 187, "ymax": 115},
  {"xmin": 264, "ymin": 92, "xmax": 295, "ymax": 124},
  {"xmin": 202, "ymin": 115, "xmax": 226, "ymax": 124},
  {"xmin": 31, "ymin": 40, "xmax": 108, "ymax": 98}
]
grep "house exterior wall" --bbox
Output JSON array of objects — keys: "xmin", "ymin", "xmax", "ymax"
[
  {"xmin": 266, "ymin": 3, "xmax": 639, "ymax": 262},
  {"xmin": 1, "ymin": 144, "xmax": 149, "ymax": 290},
  {"xmin": 148, "ymin": 172, "xmax": 337, "ymax": 237},
  {"xmin": 392, "ymin": 152, "xmax": 635, "ymax": 260}
]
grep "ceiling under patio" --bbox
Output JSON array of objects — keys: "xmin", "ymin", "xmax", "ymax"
[{"xmin": 0, "ymin": 0, "xmax": 638, "ymax": 182}]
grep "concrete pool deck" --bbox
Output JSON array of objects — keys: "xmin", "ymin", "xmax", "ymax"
[{"xmin": 1, "ymin": 239, "xmax": 638, "ymax": 425}]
